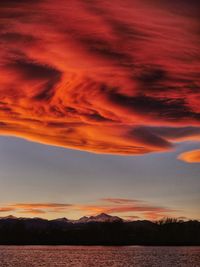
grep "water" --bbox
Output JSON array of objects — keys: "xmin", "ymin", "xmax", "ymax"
[{"xmin": 0, "ymin": 246, "xmax": 199, "ymax": 267}]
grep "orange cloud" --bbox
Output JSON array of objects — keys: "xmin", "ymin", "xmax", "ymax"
[
  {"xmin": 20, "ymin": 209, "xmax": 46, "ymax": 215},
  {"xmin": 75, "ymin": 198, "xmax": 175, "ymax": 220},
  {"xmin": 0, "ymin": 0, "xmax": 200, "ymax": 155},
  {"xmin": 0, "ymin": 198, "xmax": 176, "ymax": 220},
  {"xmin": 0, "ymin": 207, "xmax": 15, "ymax": 213},
  {"xmin": 9, "ymin": 203, "xmax": 72, "ymax": 215},
  {"xmin": 11, "ymin": 203, "xmax": 72, "ymax": 209},
  {"xmin": 178, "ymin": 149, "xmax": 200, "ymax": 163}
]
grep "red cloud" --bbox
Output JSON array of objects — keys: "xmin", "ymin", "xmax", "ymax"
[{"xmin": 0, "ymin": 0, "xmax": 200, "ymax": 156}]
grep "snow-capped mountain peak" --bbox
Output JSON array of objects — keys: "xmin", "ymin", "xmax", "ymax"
[{"xmin": 76, "ymin": 213, "xmax": 122, "ymax": 223}]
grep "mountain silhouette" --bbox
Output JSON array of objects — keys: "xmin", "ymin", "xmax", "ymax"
[{"xmin": 0, "ymin": 214, "xmax": 199, "ymax": 245}]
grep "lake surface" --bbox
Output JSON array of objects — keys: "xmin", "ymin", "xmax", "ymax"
[{"xmin": 0, "ymin": 246, "xmax": 199, "ymax": 267}]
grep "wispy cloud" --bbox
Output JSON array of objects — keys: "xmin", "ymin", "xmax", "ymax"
[
  {"xmin": 0, "ymin": 207, "xmax": 15, "ymax": 213},
  {"xmin": 7, "ymin": 203, "xmax": 72, "ymax": 215},
  {"xmin": 100, "ymin": 198, "xmax": 140, "ymax": 204},
  {"xmin": 75, "ymin": 198, "xmax": 176, "ymax": 220},
  {"xmin": 20, "ymin": 209, "xmax": 46, "ymax": 215},
  {"xmin": 0, "ymin": 198, "xmax": 177, "ymax": 220},
  {"xmin": 11, "ymin": 203, "xmax": 72, "ymax": 209}
]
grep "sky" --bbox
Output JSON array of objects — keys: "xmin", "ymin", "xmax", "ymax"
[
  {"xmin": 0, "ymin": 136, "xmax": 199, "ymax": 220},
  {"xmin": 0, "ymin": 0, "xmax": 200, "ymax": 220}
]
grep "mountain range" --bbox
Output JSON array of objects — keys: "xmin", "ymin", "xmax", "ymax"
[
  {"xmin": 0, "ymin": 213, "xmax": 123, "ymax": 223},
  {"xmin": 0, "ymin": 214, "xmax": 199, "ymax": 245}
]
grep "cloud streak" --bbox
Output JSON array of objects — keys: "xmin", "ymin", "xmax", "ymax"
[
  {"xmin": 0, "ymin": 198, "xmax": 176, "ymax": 220},
  {"xmin": 0, "ymin": 207, "xmax": 15, "ymax": 213},
  {"xmin": 75, "ymin": 198, "xmax": 176, "ymax": 220},
  {"xmin": 0, "ymin": 0, "xmax": 200, "ymax": 157},
  {"xmin": 8, "ymin": 203, "xmax": 72, "ymax": 215}
]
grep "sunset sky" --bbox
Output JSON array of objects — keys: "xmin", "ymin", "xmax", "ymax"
[{"xmin": 0, "ymin": 0, "xmax": 200, "ymax": 220}]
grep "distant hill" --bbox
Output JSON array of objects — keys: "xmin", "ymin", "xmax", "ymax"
[{"xmin": 0, "ymin": 214, "xmax": 199, "ymax": 245}]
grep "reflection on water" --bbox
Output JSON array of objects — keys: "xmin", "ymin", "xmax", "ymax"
[{"xmin": 0, "ymin": 246, "xmax": 200, "ymax": 267}]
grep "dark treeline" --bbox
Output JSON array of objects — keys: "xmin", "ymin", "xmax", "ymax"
[{"xmin": 0, "ymin": 217, "xmax": 200, "ymax": 245}]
